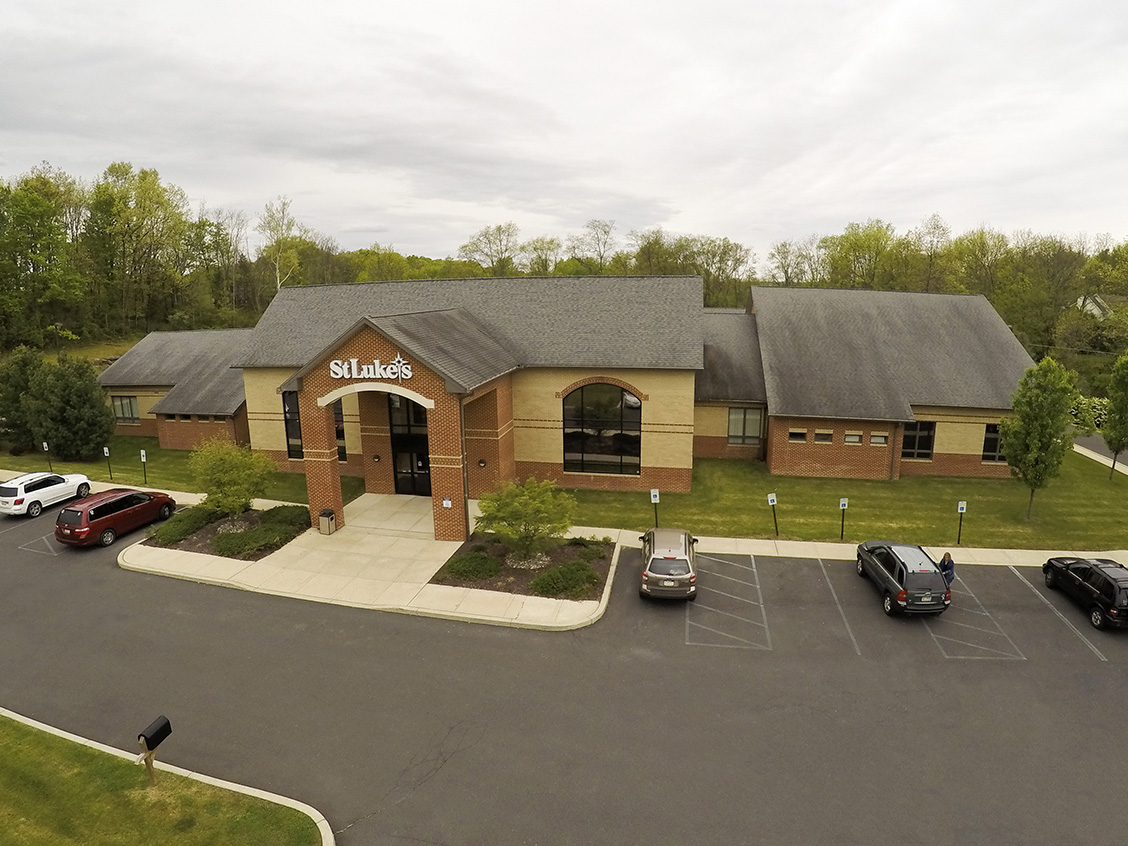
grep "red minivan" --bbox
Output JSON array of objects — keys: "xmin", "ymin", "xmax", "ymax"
[{"xmin": 55, "ymin": 488, "xmax": 176, "ymax": 547}]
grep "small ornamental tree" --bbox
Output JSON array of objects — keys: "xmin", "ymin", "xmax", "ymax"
[
  {"xmin": 474, "ymin": 478, "xmax": 577, "ymax": 561},
  {"xmin": 999, "ymin": 357, "xmax": 1080, "ymax": 519},
  {"xmin": 188, "ymin": 437, "xmax": 277, "ymax": 516},
  {"xmin": 1102, "ymin": 351, "xmax": 1128, "ymax": 479}
]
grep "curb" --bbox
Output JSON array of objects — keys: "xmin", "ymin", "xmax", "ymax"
[{"xmin": 0, "ymin": 705, "xmax": 335, "ymax": 846}]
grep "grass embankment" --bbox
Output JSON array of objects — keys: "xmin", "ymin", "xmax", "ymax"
[
  {"xmin": 0, "ymin": 436, "xmax": 366, "ymax": 505},
  {"xmin": 571, "ymin": 455, "xmax": 1128, "ymax": 550},
  {"xmin": 0, "ymin": 714, "xmax": 319, "ymax": 846}
]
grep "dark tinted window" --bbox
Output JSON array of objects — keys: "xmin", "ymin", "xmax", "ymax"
[
  {"xmin": 0, "ymin": 486, "xmax": 17, "ymax": 497},
  {"xmin": 902, "ymin": 422, "xmax": 935, "ymax": 460},
  {"xmin": 648, "ymin": 558, "xmax": 691, "ymax": 576},
  {"xmin": 124, "ymin": 493, "xmax": 150, "ymax": 508},
  {"xmin": 92, "ymin": 497, "xmax": 130, "ymax": 519},
  {"xmin": 57, "ymin": 509, "xmax": 83, "ymax": 525},
  {"xmin": 905, "ymin": 572, "xmax": 947, "ymax": 591},
  {"xmin": 563, "ymin": 384, "xmax": 641, "ymax": 475}
]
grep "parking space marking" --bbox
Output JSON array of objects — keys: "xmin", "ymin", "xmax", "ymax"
[
  {"xmin": 18, "ymin": 534, "xmax": 64, "ymax": 556},
  {"xmin": 1008, "ymin": 565, "xmax": 1107, "ymax": 662},
  {"xmin": 688, "ymin": 554, "xmax": 771, "ymax": 650},
  {"xmin": 817, "ymin": 558, "xmax": 861, "ymax": 655},
  {"xmin": 924, "ymin": 575, "xmax": 1025, "ymax": 660}
]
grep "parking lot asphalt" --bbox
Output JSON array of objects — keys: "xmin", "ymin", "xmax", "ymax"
[{"xmin": 7, "ymin": 499, "xmax": 1128, "ymax": 845}]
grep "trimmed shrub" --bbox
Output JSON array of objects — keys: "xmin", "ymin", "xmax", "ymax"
[
  {"xmin": 148, "ymin": 504, "xmax": 223, "ymax": 546},
  {"xmin": 444, "ymin": 550, "xmax": 503, "ymax": 581},
  {"xmin": 210, "ymin": 505, "xmax": 312, "ymax": 558},
  {"xmin": 529, "ymin": 560, "xmax": 601, "ymax": 599}
]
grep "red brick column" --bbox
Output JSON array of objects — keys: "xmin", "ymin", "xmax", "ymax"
[
  {"xmin": 429, "ymin": 393, "xmax": 468, "ymax": 541},
  {"xmin": 300, "ymin": 396, "xmax": 345, "ymax": 530}
]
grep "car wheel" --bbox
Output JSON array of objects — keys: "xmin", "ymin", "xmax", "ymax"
[
  {"xmin": 882, "ymin": 593, "xmax": 896, "ymax": 616},
  {"xmin": 158, "ymin": 503, "xmax": 173, "ymax": 520},
  {"xmin": 1044, "ymin": 569, "xmax": 1056, "ymax": 589},
  {"xmin": 1090, "ymin": 607, "xmax": 1105, "ymax": 630},
  {"xmin": 76, "ymin": 483, "xmax": 90, "ymax": 498},
  {"xmin": 99, "ymin": 528, "xmax": 117, "ymax": 548},
  {"xmin": 26, "ymin": 501, "xmax": 42, "ymax": 518},
  {"xmin": 856, "ymin": 556, "xmax": 866, "ymax": 578}
]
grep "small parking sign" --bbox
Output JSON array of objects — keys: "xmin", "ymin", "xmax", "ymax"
[
  {"xmin": 650, "ymin": 489, "xmax": 660, "ymax": 504},
  {"xmin": 840, "ymin": 497, "xmax": 848, "ymax": 509},
  {"xmin": 958, "ymin": 501, "xmax": 967, "ymax": 513},
  {"xmin": 767, "ymin": 493, "xmax": 777, "ymax": 506}
]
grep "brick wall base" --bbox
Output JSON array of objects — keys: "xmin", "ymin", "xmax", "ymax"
[
  {"xmin": 693, "ymin": 435, "xmax": 763, "ymax": 460},
  {"xmin": 516, "ymin": 461, "xmax": 692, "ymax": 493},
  {"xmin": 900, "ymin": 455, "xmax": 1011, "ymax": 478}
]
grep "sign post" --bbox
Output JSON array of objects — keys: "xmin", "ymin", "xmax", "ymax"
[
  {"xmin": 650, "ymin": 488, "xmax": 660, "ymax": 527},
  {"xmin": 839, "ymin": 497, "xmax": 848, "ymax": 540},
  {"xmin": 140, "ymin": 449, "xmax": 148, "ymax": 486},
  {"xmin": 43, "ymin": 441, "xmax": 52, "ymax": 472},
  {"xmin": 767, "ymin": 492, "xmax": 779, "ymax": 536},
  {"xmin": 957, "ymin": 500, "xmax": 967, "ymax": 545}
]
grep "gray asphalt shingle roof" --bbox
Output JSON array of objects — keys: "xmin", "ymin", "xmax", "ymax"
[
  {"xmin": 751, "ymin": 287, "xmax": 1034, "ymax": 421},
  {"xmin": 234, "ymin": 276, "xmax": 705, "ymax": 372},
  {"xmin": 696, "ymin": 309, "xmax": 767, "ymax": 403},
  {"xmin": 98, "ymin": 329, "xmax": 251, "ymax": 416}
]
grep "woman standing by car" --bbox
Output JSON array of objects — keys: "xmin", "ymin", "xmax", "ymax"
[{"xmin": 939, "ymin": 552, "xmax": 956, "ymax": 588}]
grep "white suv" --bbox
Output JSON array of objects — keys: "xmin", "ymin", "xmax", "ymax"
[{"xmin": 0, "ymin": 472, "xmax": 91, "ymax": 517}]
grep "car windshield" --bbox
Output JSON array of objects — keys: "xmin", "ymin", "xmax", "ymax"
[
  {"xmin": 905, "ymin": 572, "xmax": 946, "ymax": 591},
  {"xmin": 57, "ymin": 509, "xmax": 83, "ymax": 525},
  {"xmin": 0, "ymin": 486, "xmax": 18, "ymax": 497},
  {"xmin": 649, "ymin": 558, "xmax": 691, "ymax": 576}
]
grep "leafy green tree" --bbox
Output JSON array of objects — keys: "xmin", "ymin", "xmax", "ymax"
[
  {"xmin": 21, "ymin": 356, "xmax": 114, "ymax": 460},
  {"xmin": 0, "ymin": 346, "xmax": 47, "ymax": 451},
  {"xmin": 565, "ymin": 219, "xmax": 617, "ymax": 274},
  {"xmin": 999, "ymin": 357, "xmax": 1080, "ymax": 519},
  {"xmin": 474, "ymin": 478, "xmax": 576, "ymax": 560},
  {"xmin": 819, "ymin": 219, "xmax": 896, "ymax": 289},
  {"xmin": 458, "ymin": 222, "xmax": 521, "ymax": 276},
  {"xmin": 188, "ymin": 437, "xmax": 278, "ymax": 515},
  {"xmin": 1101, "ymin": 352, "xmax": 1128, "ymax": 478},
  {"xmin": 254, "ymin": 195, "xmax": 306, "ymax": 290},
  {"xmin": 519, "ymin": 235, "xmax": 563, "ymax": 275}
]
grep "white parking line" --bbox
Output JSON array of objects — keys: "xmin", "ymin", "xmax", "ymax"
[
  {"xmin": 686, "ymin": 554, "xmax": 772, "ymax": 650},
  {"xmin": 924, "ymin": 575, "xmax": 1025, "ymax": 660},
  {"xmin": 18, "ymin": 535, "xmax": 63, "ymax": 556},
  {"xmin": 1008, "ymin": 565, "xmax": 1107, "ymax": 662},
  {"xmin": 818, "ymin": 558, "xmax": 861, "ymax": 655}
]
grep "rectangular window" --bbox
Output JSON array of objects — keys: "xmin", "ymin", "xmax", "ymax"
[
  {"xmin": 282, "ymin": 391, "xmax": 303, "ymax": 459},
  {"xmin": 111, "ymin": 395, "xmax": 139, "ymax": 424},
  {"xmin": 788, "ymin": 429, "xmax": 807, "ymax": 443},
  {"xmin": 901, "ymin": 422, "xmax": 935, "ymax": 460},
  {"xmin": 333, "ymin": 400, "xmax": 346, "ymax": 462},
  {"xmin": 982, "ymin": 423, "xmax": 1005, "ymax": 462},
  {"xmin": 727, "ymin": 407, "xmax": 763, "ymax": 445},
  {"xmin": 870, "ymin": 433, "xmax": 889, "ymax": 446},
  {"xmin": 844, "ymin": 433, "xmax": 862, "ymax": 445},
  {"xmin": 814, "ymin": 431, "xmax": 832, "ymax": 444},
  {"xmin": 179, "ymin": 414, "xmax": 192, "ymax": 422}
]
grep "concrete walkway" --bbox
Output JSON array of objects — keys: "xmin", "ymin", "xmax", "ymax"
[{"xmin": 9, "ymin": 443, "xmax": 1128, "ymax": 631}]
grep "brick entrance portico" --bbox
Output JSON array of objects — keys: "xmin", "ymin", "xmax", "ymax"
[{"xmin": 293, "ymin": 324, "xmax": 471, "ymax": 542}]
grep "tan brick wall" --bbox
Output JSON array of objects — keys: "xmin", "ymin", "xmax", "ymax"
[
  {"xmin": 516, "ymin": 461, "xmax": 691, "ymax": 493},
  {"xmin": 511, "ymin": 367, "xmax": 695, "ymax": 477},
  {"xmin": 244, "ymin": 367, "xmax": 300, "ymax": 453},
  {"xmin": 692, "ymin": 404, "xmax": 764, "ymax": 460},
  {"xmin": 464, "ymin": 376, "xmax": 516, "ymax": 497},
  {"xmin": 109, "ymin": 387, "xmax": 168, "ymax": 437},
  {"xmin": 900, "ymin": 454, "xmax": 1011, "ymax": 478}
]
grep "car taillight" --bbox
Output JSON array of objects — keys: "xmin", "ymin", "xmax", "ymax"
[
  {"xmin": 689, "ymin": 573, "xmax": 696, "ymax": 583},
  {"xmin": 945, "ymin": 588, "xmax": 951, "ymax": 602},
  {"xmin": 1111, "ymin": 608, "xmax": 1119, "ymax": 617},
  {"xmin": 75, "ymin": 527, "xmax": 89, "ymax": 536},
  {"xmin": 14, "ymin": 497, "xmax": 24, "ymax": 505},
  {"xmin": 896, "ymin": 589, "xmax": 907, "ymax": 603},
  {"xmin": 641, "ymin": 572, "xmax": 649, "ymax": 582}
]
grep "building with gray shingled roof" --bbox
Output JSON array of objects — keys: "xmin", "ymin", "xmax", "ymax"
[{"xmin": 98, "ymin": 277, "xmax": 1034, "ymax": 539}]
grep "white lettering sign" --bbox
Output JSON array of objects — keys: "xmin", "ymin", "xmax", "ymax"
[{"xmin": 329, "ymin": 355, "xmax": 413, "ymax": 381}]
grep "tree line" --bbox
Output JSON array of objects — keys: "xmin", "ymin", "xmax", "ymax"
[{"xmin": 4, "ymin": 162, "xmax": 1128, "ymax": 394}]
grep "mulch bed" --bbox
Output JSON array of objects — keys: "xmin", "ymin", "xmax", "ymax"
[
  {"xmin": 429, "ymin": 534, "xmax": 616, "ymax": 601},
  {"xmin": 141, "ymin": 511, "xmax": 277, "ymax": 561}
]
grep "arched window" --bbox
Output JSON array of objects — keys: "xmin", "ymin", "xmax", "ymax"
[{"xmin": 562, "ymin": 383, "xmax": 641, "ymax": 475}]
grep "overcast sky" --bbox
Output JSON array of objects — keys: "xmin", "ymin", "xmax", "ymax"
[{"xmin": 3, "ymin": 0, "xmax": 1127, "ymax": 268}]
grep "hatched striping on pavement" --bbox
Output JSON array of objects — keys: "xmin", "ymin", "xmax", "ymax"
[
  {"xmin": 19, "ymin": 535, "xmax": 64, "ymax": 556},
  {"xmin": 923, "ymin": 574, "xmax": 1025, "ymax": 660},
  {"xmin": 687, "ymin": 554, "xmax": 771, "ymax": 650}
]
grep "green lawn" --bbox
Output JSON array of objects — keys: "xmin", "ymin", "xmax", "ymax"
[
  {"xmin": 571, "ymin": 455, "xmax": 1128, "ymax": 550},
  {"xmin": 0, "ymin": 715, "xmax": 319, "ymax": 846},
  {"xmin": 0, "ymin": 436, "xmax": 365, "ymax": 505}
]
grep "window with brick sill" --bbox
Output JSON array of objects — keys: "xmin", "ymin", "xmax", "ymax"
[
  {"xmin": 728, "ymin": 407, "xmax": 763, "ymax": 445},
  {"xmin": 788, "ymin": 430, "xmax": 807, "ymax": 443},
  {"xmin": 111, "ymin": 395, "xmax": 139, "ymax": 425},
  {"xmin": 814, "ymin": 432, "xmax": 832, "ymax": 444},
  {"xmin": 844, "ymin": 433, "xmax": 862, "ymax": 445},
  {"xmin": 981, "ymin": 423, "xmax": 1005, "ymax": 462},
  {"xmin": 901, "ymin": 422, "xmax": 935, "ymax": 460},
  {"xmin": 870, "ymin": 434, "xmax": 889, "ymax": 446}
]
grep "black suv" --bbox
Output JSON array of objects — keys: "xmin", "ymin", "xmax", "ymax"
[
  {"xmin": 856, "ymin": 540, "xmax": 951, "ymax": 616},
  {"xmin": 1043, "ymin": 557, "xmax": 1128, "ymax": 629}
]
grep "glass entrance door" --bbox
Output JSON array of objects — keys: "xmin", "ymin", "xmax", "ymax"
[{"xmin": 389, "ymin": 395, "xmax": 431, "ymax": 496}]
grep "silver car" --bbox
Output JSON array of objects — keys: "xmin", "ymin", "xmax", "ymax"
[
  {"xmin": 856, "ymin": 540, "xmax": 950, "ymax": 616},
  {"xmin": 639, "ymin": 527, "xmax": 699, "ymax": 600}
]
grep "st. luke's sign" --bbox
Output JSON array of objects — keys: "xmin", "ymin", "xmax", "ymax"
[{"xmin": 329, "ymin": 354, "xmax": 413, "ymax": 380}]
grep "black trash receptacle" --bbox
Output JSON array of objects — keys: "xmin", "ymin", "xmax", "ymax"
[{"xmin": 319, "ymin": 508, "xmax": 336, "ymax": 535}]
